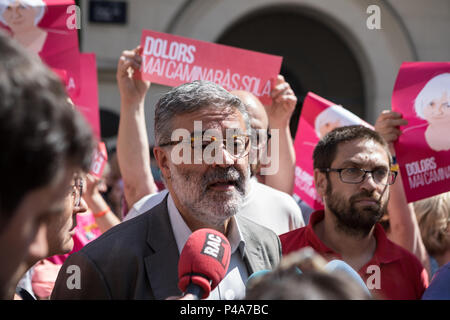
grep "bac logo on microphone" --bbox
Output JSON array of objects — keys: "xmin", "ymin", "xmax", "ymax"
[{"xmin": 201, "ymin": 233, "xmax": 226, "ymax": 268}]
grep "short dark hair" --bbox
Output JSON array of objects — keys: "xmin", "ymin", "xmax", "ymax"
[
  {"xmin": 0, "ymin": 32, "xmax": 94, "ymax": 221},
  {"xmin": 313, "ymin": 125, "xmax": 391, "ymax": 170}
]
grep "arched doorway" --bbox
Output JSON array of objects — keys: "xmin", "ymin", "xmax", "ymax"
[{"xmin": 216, "ymin": 6, "xmax": 365, "ymax": 137}]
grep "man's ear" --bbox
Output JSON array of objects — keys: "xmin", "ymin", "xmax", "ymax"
[
  {"xmin": 153, "ymin": 146, "xmax": 171, "ymax": 181},
  {"xmin": 314, "ymin": 168, "xmax": 328, "ymax": 197}
]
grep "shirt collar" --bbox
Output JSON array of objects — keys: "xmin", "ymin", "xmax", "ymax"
[
  {"xmin": 306, "ymin": 211, "xmax": 336, "ymax": 257},
  {"xmin": 306, "ymin": 210, "xmax": 403, "ymax": 265},
  {"xmin": 371, "ymin": 223, "xmax": 403, "ymax": 264},
  {"xmin": 167, "ymin": 193, "xmax": 246, "ymax": 258},
  {"xmin": 226, "ymin": 214, "xmax": 246, "ymax": 258},
  {"xmin": 167, "ymin": 193, "xmax": 192, "ymax": 254}
]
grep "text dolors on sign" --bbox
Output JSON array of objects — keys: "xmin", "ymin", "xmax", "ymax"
[
  {"xmin": 137, "ymin": 29, "xmax": 282, "ymax": 105},
  {"xmin": 293, "ymin": 92, "xmax": 372, "ymax": 209},
  {"xmin": 392, "ymin": 62, "xmax": 450, "ymax": 203}
]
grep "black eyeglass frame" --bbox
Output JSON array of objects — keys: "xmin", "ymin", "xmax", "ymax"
[
  {"xmin": 319, "ymin": 167, "xmax": 398, "ymax": 185},
  {"xmin": 158, "ymin": 134, "xmax": 251, "ymax": 159},
  {"xmin": 72, "ymin": 177, "xmax": 84, "ymax": 207}
]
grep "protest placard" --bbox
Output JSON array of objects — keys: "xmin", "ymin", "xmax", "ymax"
[
  {"xmin": 90, "ymin": 141, "xmax": 108, "ymax": 178},
  {"xmin": 0, "ymin": 0, "xmax": 82, "ymax": 98},
  {"xmin": 392, "ymin": 62, "xmax": 450, "ymax": 202},
  {"xmin": 138, "ymin": 29, "xmax": 282, "ymax": 105},
  {"xmin": 71, "ymin": 53, "xmax": 101, "ymax": 139},
  {"xmin": 293, "ymin": 92, "xmax": 373, "ymax": 210}
]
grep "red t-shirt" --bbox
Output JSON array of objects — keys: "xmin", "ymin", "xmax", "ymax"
[{"xmin": 280, "ymin": 210, "xmax": 429, "ymax": 300}]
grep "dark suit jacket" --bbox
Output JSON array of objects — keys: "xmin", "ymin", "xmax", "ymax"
[{"xmin": 51, "ymin": 196, "xmax": 281, "ymax": 299}]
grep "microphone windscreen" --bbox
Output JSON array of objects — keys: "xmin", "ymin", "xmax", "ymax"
[
  {"xmin": 324, "ymin": 260, "xmax": 371, "ymax": 296},
  {"xmin": 178, "ymin": 228, "xmax": 231, "ymax": 299},
  {"xmin": 246, "ymin": 270, "xmax": 271, "ymax": 287}
]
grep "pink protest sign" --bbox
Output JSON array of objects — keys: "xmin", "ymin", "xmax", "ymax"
[
  {"xmin": 90, "ymin": 141, "xmax": 108, "ymax": 178},
  {"xmin": 138, "ymin": 29, "xmax": 283, "ymax": 105},
  {"xmin": 71, "ymin": 53, "xmax": 101, "ymax": 139},
  {"xmin": 0, "ymin": 0, "xmax": 81, "ymax": 98},
  {"xmin": 51, "ymin": 67, "xmax": 67, "ymax": 85},
  {"xmin": 392, "ymin": 62, "xmax": 450, "ymax": 203},
  {"xmin": 293, "ymin": 92, "xmax": 373, "ymax": 210}
]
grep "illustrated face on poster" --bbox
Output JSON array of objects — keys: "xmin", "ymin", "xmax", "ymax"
[
  {"xmin": 414, "ymin": 73, "xmax": 450, "ymax": 152},
  {"xmin": 392, "ymin": 62, "xmax": 450, "ymax": 203},
  {"xmin": 0, "ymin": 0, "xmax": 47, "ymax": 54},
  {"xmin": 293, "ymin": 92, "xmax": 372, "ymax": 210},
  {"xmin": 0, "ymin": 0, "xmax": 81, "ymax": 98},
  {"xmin": 314, "ymin": 104, "xmax": 367, "ymax": 139}
]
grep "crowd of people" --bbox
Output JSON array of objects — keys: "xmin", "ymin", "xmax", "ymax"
[{"xmin": 0, "ymin": 30, "xmax": 449, "ymax": 301}]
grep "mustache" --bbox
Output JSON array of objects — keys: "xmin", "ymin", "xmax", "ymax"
[
  {"xmin": 349, "ymin": 190, "xmax": 380, "ymax": 204},
  {"xmin": 202, "ymin": 167, "xmax": 246, "ymax": 193}
]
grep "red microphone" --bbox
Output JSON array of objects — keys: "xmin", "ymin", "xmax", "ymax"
[{"xmin": 178, "ymin": 228, "xmax": 231, "ymax": 299}]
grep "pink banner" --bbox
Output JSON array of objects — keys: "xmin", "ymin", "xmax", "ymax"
[
  {"xmin": 0, "ymin": 0, "xmax": 81, "ymax": 98},
  {"xmin": 392, "ymin": 62, "xmax": 450, "ymax": 203},
  {"xmin": 1, "ymin": 1, "xmax": 100, "ymax": 139},
  {"xmin": 138, "ymin": 29, "xmax": 283, "ymax": 105},
  {"xmin": 71, "ymin": 53, "xmax": 100, "ymax": 139},
  {"xmin": 293, "ymin": 92, "xmax": 373, "ymax": 209},
  {"xmin": 90, "ymin": 141, "xmax": 108, "ymax": 178}
]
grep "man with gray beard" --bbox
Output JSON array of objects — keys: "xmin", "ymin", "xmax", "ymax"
[{"xmin": 51, "ymin": 77, "xmax": 281, "ymax": 299}]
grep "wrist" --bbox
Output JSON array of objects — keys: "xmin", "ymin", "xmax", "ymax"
[
  {"xmin": 93, "ymin": 207, "xmax": 111, "ymax": 218},
  {"xmin": 268, "ymin": 119, "xmax": 291, "ymax": 130},
  {"xmin": 120, "ymin": 98, "xmax": 144, "ymax": 110},
  {"xmin": 84, "ymin": 193, "xmax": 108, "ymax": 212}
]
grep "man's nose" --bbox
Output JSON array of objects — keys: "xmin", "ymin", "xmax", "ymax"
[
  {"xmin": 211, "ymin": 144, "xmax": 235, "ymax": 168},
  {"xmin": 75, "ymin": 198, "xmax": 88, "ymax": 215},
  {"xmin": 360, "ymin": 172, "xmax": 378, "ymax": 192}
]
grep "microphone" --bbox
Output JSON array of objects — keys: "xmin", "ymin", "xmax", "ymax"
[
  {"xmin": 246, "ymin": 267, "xmax": 303, "ymax": 287},
  {"xmin": 246, "ymin": 270, "xmax": 271, "ymax": 288},
  {"xmin": 178, "ymin": 228, "xmax": 231, "ymax": 299},
  {"xmin": 324, "ymin": 260, "xmax": 371, "ymax": 297}
]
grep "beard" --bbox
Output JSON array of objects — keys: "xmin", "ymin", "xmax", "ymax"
[
  {"xmin": 325, "ymin": 179, "xmax": 388, "ymax": 237},
  {"xmin": 169, "ymin": 164, "xmax": 250, "ymax": 227}
]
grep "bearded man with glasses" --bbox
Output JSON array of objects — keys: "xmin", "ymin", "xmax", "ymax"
[
  {"xmin": 52, "ymin": 79, "xmax": 281, "ymax": 300},
  {"xmin": 280, "ymin": 125, "xmax": 429, "ymax": 300}
]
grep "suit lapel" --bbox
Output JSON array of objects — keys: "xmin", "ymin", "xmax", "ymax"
[
  {"xmin": 144, "ymin": 196, "xmax": 182, "ymax": 300},
  {"xmin": 237, "ymin": 216, "xmax": 267, "ymax": 275}
]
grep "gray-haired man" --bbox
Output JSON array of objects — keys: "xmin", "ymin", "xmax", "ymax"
[{"xmin": 52, "ymin": 77, "xmax": 281, "ymax": 300}]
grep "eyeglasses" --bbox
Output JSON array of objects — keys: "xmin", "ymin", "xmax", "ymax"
[
  {"xmin": 71, "ymin": 177, "xmax": 83, "ymax": 207},
  {"xmin": 159, "ymin": 134, "xmax": 251, "ymax": 159},
  {"xmin": 320, "ymin": 167, "xmax": 398, "ymax": 185},
  {"xmin": 251, "ymin": 128, "xmax": 272, "ymax": 149}
]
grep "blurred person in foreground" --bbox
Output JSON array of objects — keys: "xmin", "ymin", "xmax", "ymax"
[
  {"xmin": 20, "ymin": 171, "xmax": 121, "ymax": 299},
  {"xmin": 17, "ymin": 175, "xmax": 88, "ymax": 300},
  {"xmin": 0, "ymin": 31, "xmax": 93, "ymax": 299}
]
